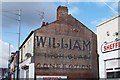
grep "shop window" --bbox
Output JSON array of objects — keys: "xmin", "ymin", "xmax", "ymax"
[
  {"xmin": 27, "ymin": 39, "xmax": 32, "ymax": 53},
  {"xmin": 107, "ymin": 72, "xmax": 114, "ymax": 78},
  {"xmin": 116, "ymin": 71, "xmax": 120, "ymax": 78},
  {"xmin": 107, "ymin": 71, "xmax": 120, "ymax": 79}
]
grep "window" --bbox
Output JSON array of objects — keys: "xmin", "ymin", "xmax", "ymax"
[
  {"xmin": 23, "ymin": 45, "xmax": 26, "ymax": 60},
  {"xmin": 28, "ymin": 39, "xmax": 31, "ymax": 46},
  {"xmin": 107, "ymin": 72, "xmax": 114, "ymax": 78},
  {"xmin": 107, "ymin": 71, "xmax": 120, "ymax": 79},
  {"xmin": 21, "ymin": 48, "xmax": 23, "ymax": 62},
  {"xmin": 23, "ymin": 45, "xmax": 26, "ymax": 54},
  {"xmin": 27, "ymin": 39, "xmax": 32, "ymax": 53}
]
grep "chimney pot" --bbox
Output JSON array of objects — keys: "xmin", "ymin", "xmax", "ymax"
[{"xmin": 41, "ymin": 22, "xmax": 46, "ymax": 27}]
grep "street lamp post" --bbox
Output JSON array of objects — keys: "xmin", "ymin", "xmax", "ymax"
[
  {"xmin": 18, "ymin": 9, "xmax": 21, "ymax": 49},
  {"xmin": 16, "ymin": 9, "xmax": 21, "ymax": 80}
]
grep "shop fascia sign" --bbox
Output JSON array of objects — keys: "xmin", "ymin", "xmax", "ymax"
[{"xmin": 101, "ymin": 38, "xmax": 120, "ymax": 53}]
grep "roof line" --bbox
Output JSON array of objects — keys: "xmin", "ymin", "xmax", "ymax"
[
  {"xmin": 68, "ymin": 14, "xmax": 96, "ymax": 34},
  {"xmin": 19, "ymin": 31, "xmax": 34, "ymax": 49},
  {"xmin": 97, "ymin": 14, "xmax": 120, "ymax": 27}
]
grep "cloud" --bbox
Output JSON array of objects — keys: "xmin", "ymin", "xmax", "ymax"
[
  {"xmin": 2, "ymin": 2, "xmax": 57, "ymax": 48},
  {"xmin": 0, "ymin": 40, "xmax": 17, "ymax": 68},
  {"xmin": 2, "ymin": 2, "xmax": 56, "ymax": 28},
  {"xmin": 68, "ymin": 6, "xmax": 79, "ymax": 15}
]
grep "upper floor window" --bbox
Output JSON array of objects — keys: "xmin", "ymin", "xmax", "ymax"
[{"xmin": 21, "ymin": 48, "xmax": 23, "ymax": 62}]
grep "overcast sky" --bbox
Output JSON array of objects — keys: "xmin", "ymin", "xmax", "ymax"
[{"xmin": 0, "ymin": 1, "xmax": 120, "ymax": 68}]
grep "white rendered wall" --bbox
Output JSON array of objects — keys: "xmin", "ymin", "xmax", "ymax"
[
  {"xmin": 29, "ymin": 63, "xmax": 35, "ymax": 78},
  {"xmin": 19, "ymin": 33, "xmax": 34, "ymax": 62},
  {"xmin": 97, "ymin": 16, "xmax": 119, "ymax": 78},
  {"xmin": 19, "ymin": 58, "xmax": 30, "ymax": 78}
]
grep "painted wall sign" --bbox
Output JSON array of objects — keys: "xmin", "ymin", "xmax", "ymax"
[
  {"xmin": 36, "ymin": 63, "xmax": 91, "ymax": 70},
  {"xmin": 101, "ymin": 39, "xmax": 120, "ymax": 53},
  {"xmin": 35, "ymin": 36, "xmax": 91, "ymax": 51},
  {"xmin": 35, "ymin": 53, "xmax": 91, "ymax": 60},
  {"xmin": 35, "ymin": 35, "xmax": 92, "ymax": 72},
  {"xmin": 33, "ymin": 6, "xmax": 98, "ymax": 78}
]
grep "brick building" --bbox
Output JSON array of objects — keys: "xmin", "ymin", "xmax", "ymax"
[
  {"xmin": 19, "ymin": 6, "xmax": 99, "ymax": 79},
  {"xmin": 9, "ymin": 51, "xmax": 18, "ymax": 80}
]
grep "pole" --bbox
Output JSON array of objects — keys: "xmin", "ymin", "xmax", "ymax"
[
  {"xmin": 18, "ymin": 9, "xmax": 21, "ymax": 49},
  {"xmin": 16, "ymin": 51, "xmax": 19, "ymax": 80},
  {"xmin": 8, "ymin": 43, "xmax": 11, "ymax": 80},
  {"xmin": 17, "ymin": 9, "xmax": 21, "ymax": 80}
]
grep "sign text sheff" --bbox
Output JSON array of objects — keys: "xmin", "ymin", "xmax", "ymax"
[
  {"xmin": 101, "ymin": 39, "xmax": 120, "ymax": 53},
  {"xmin": 35, "ymin": 36, "xmax": 91, "ymax": 51}
]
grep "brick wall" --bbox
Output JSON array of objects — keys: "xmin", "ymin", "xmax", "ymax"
[{"xmin": 34, "ymin": 6, "xmax": 99, "ymax": 79}]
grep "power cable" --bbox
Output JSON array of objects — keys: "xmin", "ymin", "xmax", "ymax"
[{"xmin": 104, "ymin": 2, "xmax": 118, "ymax": 14}]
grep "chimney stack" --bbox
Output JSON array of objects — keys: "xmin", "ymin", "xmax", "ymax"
[{"xmin": 57, "ymin": 6, "xmax": 68, "ymax": 20}]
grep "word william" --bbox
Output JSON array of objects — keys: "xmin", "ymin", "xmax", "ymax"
[{"xmin": 35, "ymin": 36, "xmax": 91, "ymax": 51}]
